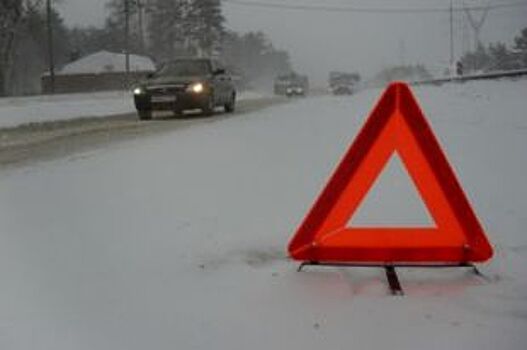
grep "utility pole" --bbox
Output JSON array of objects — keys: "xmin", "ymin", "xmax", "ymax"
[
  {"xmin": 449, "ymin": 0, "xmax": 454, "ymax": 67},
  {"xmin": 124, "ymin": 0, "xmax": 130, "ymax": 86},
  {"xmin": 46, "ymin": 0, "xmax": 55, "ymax": 94},
  {"xmin": 398, "ymin": 40, "xmax": 406, "ymax": 66},
  {"xmin": 137, "ymin": 0, "xmax": 145, "ymax": 54}
]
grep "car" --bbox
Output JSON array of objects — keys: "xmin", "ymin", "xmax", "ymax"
[
  {"xmin": 273, "ymin": 73, "xmax": 309, "ymax": 97},
  {"xmin": 133, "ymin": 58, "xmax": 236, "ymax": 120},
  {"xmin": 285, "ymin": 83, "xmax": 306, "ymax": 97},
  {"xmin": 328, "ymin": 71, "xmax": 360, "ymax": 95},
  {"xmin": 331, "ymin": 84, "xmax": 354, "ymax": 95}
]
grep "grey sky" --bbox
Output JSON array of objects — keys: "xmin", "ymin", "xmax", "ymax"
[{"xmin": 57, "ymin": 0, "xmax": 527, "ymax": 83}]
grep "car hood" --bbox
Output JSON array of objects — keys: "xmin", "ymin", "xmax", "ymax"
[{"xmin": 144, "ymin": 75, "xmax": 210, "ymax": 86}]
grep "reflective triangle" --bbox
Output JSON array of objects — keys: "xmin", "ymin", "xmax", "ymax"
[{"xmin": 288, "ymin": 82, "xmax": 493, "ymax": 263}]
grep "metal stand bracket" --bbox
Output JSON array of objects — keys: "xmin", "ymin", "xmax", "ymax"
[
  {"xmin": 384, "ymin": 265, "xmax": 403, "ymax": 295},
  {"xmin": 296, "ymin": 261, "xmax": 484, "ymax": 296}
]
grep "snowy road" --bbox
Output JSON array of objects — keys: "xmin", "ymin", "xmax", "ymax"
[
  {"xmin": 0, "ymin": 95, "xmax": 284, "ymax": 168},
  {"xmin": 1, "ymin": 78, "xmax": 526, "ymax": 349},
  {"xmin": 0, "ymin": 90, "xmax": 269, "ymax": 129}
]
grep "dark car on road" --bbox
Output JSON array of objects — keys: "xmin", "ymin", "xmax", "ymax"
[
  {"xmin": 133, "ymin": 58, "xmax": 236, "ymax": 120},
  {"xmin": 274, "ymin": 73, "xmax": 309, "ymax": 97},
  {"xmin": 328, "ymin": 71, "xmax": 360, "ymax": 95}
]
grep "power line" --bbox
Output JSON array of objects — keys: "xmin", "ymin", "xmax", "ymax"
[
  {"xmin": 222, "ymin": 0, "xmax": 527, "ymax": 14},
  {"xmin": 464, "ymin": 1, "xmax": 492, "ymax": 50}
]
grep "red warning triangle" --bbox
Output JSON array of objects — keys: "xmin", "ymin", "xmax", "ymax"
[{"xmin": 288, "ymin": 82, "xmax": 493, "ymax": 264}]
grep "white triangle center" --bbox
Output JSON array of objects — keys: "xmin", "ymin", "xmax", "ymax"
[{"xmin": 348, "ymin": 152, "xmax": 436, "ymax": 227}]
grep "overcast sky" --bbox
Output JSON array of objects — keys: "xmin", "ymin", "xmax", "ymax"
[{"xmin": 57, "ymin": 0, "xmax": 527, "ymax": 83}]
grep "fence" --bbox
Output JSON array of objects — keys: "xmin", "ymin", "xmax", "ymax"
[
  {"xmin": 41, "ymin": 72, "xmax": 150, "ymax": 94},
  {"xmin": 412, "ymin": 68, "xmax": 527, "ymax": 86}
]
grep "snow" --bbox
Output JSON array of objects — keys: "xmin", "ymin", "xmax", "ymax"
[
  {"xmin": 350, "ymin": 153, "xmax": 435, "ymax": 226},
  {"xmin": 0, "ymin": 91, "xmax": 135, "ymax": 128},
  {"xmin": 1, "ymin": 78, "xmax": 526, "ymax": 349},
  {"xmin": 58, "ymin": 51, "xmax": 156, "ymax": 75},
  {"xmin": 0, "ymin": 90, "xmax": 270, "ymax": 129}
]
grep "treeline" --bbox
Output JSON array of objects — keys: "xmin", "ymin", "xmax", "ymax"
[
  {"xmin": 372, "ymin": 64, "xmax": 433, "ymax": 85},
  {"xmin": 459, "ymin": 27, "xmax": 527, "ymax": 74},
  {"xmin": 0, "ymin": 0, "xmax": 292, "ymax": 96}
]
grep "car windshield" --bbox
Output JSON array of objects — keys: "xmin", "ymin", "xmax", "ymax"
[
  {"xmin": 155, "ymin": 60, "xmax": 211, "ymax": 77},
  {"xmin": 331, "ymin": 77, "xmax": 354, "ymax": 85}
]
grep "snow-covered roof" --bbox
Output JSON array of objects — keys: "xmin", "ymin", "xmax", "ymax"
[{"xmin": 59, "ymin": 51, "xmax": 155, "ymax": 75}]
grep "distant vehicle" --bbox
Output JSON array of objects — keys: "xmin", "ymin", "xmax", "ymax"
[
  {"xmin": 274, "ymin": 73, "xmax": 309, "ymax": 97},
  {"xmin": 329, "ymin": 71, "xmax": 360, "ymax": 95},
  {"xmin": 133, "ymin": 58, "xmax": 236, "ymax": 120}
]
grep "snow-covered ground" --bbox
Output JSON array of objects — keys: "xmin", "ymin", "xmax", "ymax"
[
  {"xmin": 0, "ymin": 78, "xmax": 526, "ymax": 349},
  {"xmin": 0, "ymin": 90, "xmax": 268, "ymax": 129}
]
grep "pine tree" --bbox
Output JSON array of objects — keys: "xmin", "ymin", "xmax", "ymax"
[
  {"xmin": 488, "ymin": 42, "xmax": 516, "ymax": 71},
  {"xmin": 105, "ymin": 0, "xmax": 143, "ymax": 55},
  {"xmin": 513, "ymin": 27, "xmax": 527, "ymax": 68},
  {"xmin": 0, "ymin": 0, "xmax": 27, "ymax": 95},
  {"xmin": 148, "ymin": 0, "xmax": 185, "ymax": 60},
  {"xmin": 146, "ymin": 0, "xmax": 225, "ymax": 59},
  {"xmin": 460, "ymin": 44, "xmax": 492, "ymax": 73},
  {"xmin": 190, "ymin": 0, "xmax": 225, "ymax": 56},
  {"xmin": 221, "ymin": 31, "xmax": 292, "ymax": 86}
]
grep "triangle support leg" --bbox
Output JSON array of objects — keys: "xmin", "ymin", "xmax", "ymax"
[{"xmin": 385, "ymin": 265, "xmax": 404, "ymax": 296}]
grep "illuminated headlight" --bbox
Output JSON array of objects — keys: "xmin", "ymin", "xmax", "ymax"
[
  {"xmin": 286, "ymin": 88, "xmax": 293, "ymax": 93},
  {"xmin": 295, "ymin": 87, "xmax": 303, "ymax": 93},
  {"xmin": 187, "ymin": 82, "xmax": 204, "ymax": 93},
  {"xmin": 133, "ymin": 87, "xmax": 144, "ymax": 95}
]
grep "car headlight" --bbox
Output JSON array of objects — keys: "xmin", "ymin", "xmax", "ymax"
[
  {"xmin": 133, "ymin": 87, "xmax": 145, "ymax": 95},
  {"xmin": 187, "ymin": 82, "xmax": 204, "ymax": 93}
]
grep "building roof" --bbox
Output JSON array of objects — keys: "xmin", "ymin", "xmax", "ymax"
[{"xmin": 59, "ymin": 51, "xmax": 155, "ymax": 75}]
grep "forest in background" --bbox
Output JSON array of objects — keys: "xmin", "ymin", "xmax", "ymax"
[{"xmin": 0, "ymin": 0, "xmax": 292, "ymax": 96}]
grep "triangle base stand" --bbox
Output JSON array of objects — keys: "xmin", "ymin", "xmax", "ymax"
[{"xmin": 296, "ymin": 262, "xmax": 484, "ymax": 296}]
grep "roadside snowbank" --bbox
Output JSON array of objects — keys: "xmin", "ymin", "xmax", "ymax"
[{"xmin": 0, "ymin": 90, "xmax": 270, "ymax": 129}]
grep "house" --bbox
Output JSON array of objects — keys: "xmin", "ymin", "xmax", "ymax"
[{"xmin": 41, "ymin": 51, "xmax": 156, "ymax": 94}]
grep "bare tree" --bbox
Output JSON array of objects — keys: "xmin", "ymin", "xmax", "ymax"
[{"xmin": 0, "ymin": 0, "xmax": 43, "ymax": 96}]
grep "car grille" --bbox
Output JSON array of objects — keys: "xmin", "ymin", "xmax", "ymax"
[{"xmin": 147, "ymin": 85, "xmax": 186, "ymax": 95}]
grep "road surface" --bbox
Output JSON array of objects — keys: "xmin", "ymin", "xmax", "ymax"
[
  {"xmin": 0, "ymin": 96, "xmax": 285, "ymax": 168},
  {"xmin": 1, "ymin": 79, "xmax": 526, "ymax": 350}
]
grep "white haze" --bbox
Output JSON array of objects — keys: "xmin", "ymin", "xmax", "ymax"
[{"xmin": 58, "ymin": 0, "xmax": 527, "ymax": 84}]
